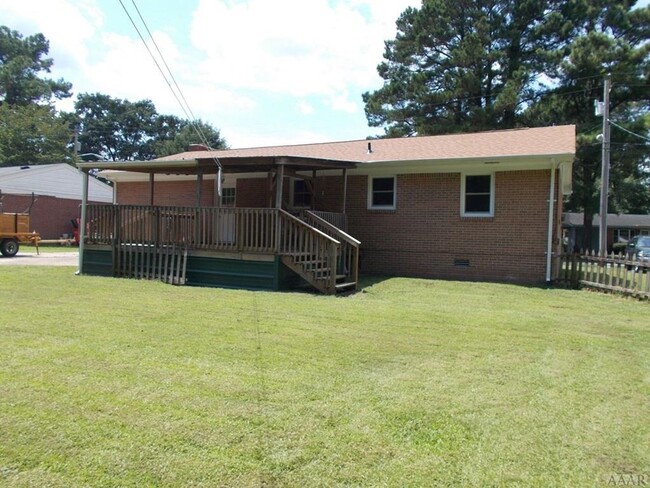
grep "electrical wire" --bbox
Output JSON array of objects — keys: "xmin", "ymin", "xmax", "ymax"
[
  {"xmin": 609, "ymin": 120, "xmax": 650, "ymax": 142},
  {"xmin": 129, "ymin": 0, "xmax": 212, "ymax": 148},
  {"xmin": 117, "ymin": 0, "xmax": 222, "ymax": 172}
]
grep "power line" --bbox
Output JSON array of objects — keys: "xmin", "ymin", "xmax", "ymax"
[
  {"xmin": 609, "ymin": 120, "xmax": 650, "ymax": 142},
  {"xmin": 117, "ymin": 0, "xmax": 222, "ymax": 172},
  {"xmin": 129, "ymin": 0, "xmax": 211, "ymax": 148}
]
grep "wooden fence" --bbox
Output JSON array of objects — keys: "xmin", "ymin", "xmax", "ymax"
[{"xmin": 557, "ymin": 251, "xmax": 650, "ymax": 299}]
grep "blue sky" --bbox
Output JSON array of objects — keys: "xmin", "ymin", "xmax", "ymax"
[
  {"xmin": 0, "ymin": 0, "xmax": 419, "ymax": 148},
  {"xmin": 1, "ymin": 0, "xmax": 648, "ymax": 149}
]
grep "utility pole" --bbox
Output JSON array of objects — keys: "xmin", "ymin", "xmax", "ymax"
[
  {"xmin": 598, "ymin": 76, "xmax": 611, "ymax": 255},
  {"xmin": 73, "ymin": 128, "xmax": 80, "ymax": 159}
]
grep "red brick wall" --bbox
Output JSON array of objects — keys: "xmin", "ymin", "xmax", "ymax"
[
  {"xmin": 236, "ymin": 178, "xmax": 270, "ymax": 208},
  {"xmin": 115, "ymin": 169, "xmax": 559, "ymax": 283},
  {"xmin": 116, "ymin": 180, "xmax": 214, "ymax": 207},
  {"xmin": 344, "ymin": 170, "xmax": 557, "ymax": 283},
  {"xmin": 0, "ymin": 194, "xmax": 103, "ymax": 239},
  {"xmin": 314, "ymin": 175, "xmax": 345, "ymax": 213}
]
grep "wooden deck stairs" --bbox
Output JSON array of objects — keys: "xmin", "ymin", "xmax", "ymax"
[{"xmin": 278, "ymin": 210, "xmax": 360, "ymax": 295}]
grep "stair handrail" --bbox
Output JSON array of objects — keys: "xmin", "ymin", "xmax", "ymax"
[
  {"xmin": 304, "ymin": 210, "xmax": 360, "ymax": 246},
  {"xmin": 304, "ymin": 210, "xmax": 360, "ymax": 287},
  {"xmin": 278, "ymin": 208, "xmax": 340, "ymax": 292},
  {"xmin": 278, "ymin": 209, "xmax": 340, "ymax": 248}
]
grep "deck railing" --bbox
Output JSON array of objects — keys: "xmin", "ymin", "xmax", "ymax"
[
  {"xmin": 86, "ymin": 205, "xmax": 278, "ymax": 254},
  {"xmin": 85, "ymin": 204, "xmax": 358, "ymax": 294},
  {"xmin": 309, "ymin": 211, "xmax": 347, "ymax": 232}
]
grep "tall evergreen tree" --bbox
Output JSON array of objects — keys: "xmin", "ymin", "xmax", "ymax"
[
  {"xmin": 364, "ymin": 0, "xmax": 650, "ymax": 248},
  {"xmin": 363, "ymin": 0, "xmax": 568, "ymax": 136},
  {"xmin": 0, "ymin": 26, "xmax": 71, "ymax": 106},
  {"xmin": 0, "ymin": 104, "xmax": 71, "ymax": 165},
  {"xmin": 521, "ymin": 2, "xmax": 650, "ymax": 246},
  {"xmin": 0, "ymin": 26, "xmax": 73, "ymax": 165}
]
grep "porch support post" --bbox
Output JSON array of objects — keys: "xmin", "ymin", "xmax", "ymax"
[
  {"xmin": 77, "ymin": 169, "xmax": 89, "ymax": 275},
  {"xmin": 312, "ymin": 170, "xmax": 317, "ymax": 210},
  {"xmin": 275, "ymin": 162, "xmax": 284, "ymax": 209},
  {"xmin": 148, "ymin": 173, "xmax": 155, "ymax": 206},
  {"xmin": 342, "ymin": 168, "xmax": 348, "ymax": 214},
  {"xmin": 546, "ymin": 160, "xmax": 557, "ymax": 282},
  {"xmin": 274, "ymin": 162, "xmax": 285, "ymax": 253},
  {"xmin": 195, "ymin": 171, "xmax": 203, "ymax": 247}
]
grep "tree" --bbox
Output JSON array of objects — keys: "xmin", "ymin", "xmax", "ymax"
[
  {"xmin": 0, "ymin": 25, "xmax": 71, "ymax": 106},
  {"xmin": 0, "ymin": 104, "xmax": 72, "ymax": 165},
  {"xmin": 75, "ymin": 93, "xmax": 158, "ymax": 161},
  {"xmin": 521, "ymin": 2, "xmax": 650, "ymax": 247},
  {"xmin": 151, "ymin": 117, "xmax": 227, "ymax": 157},
  {"xmin": 364, "ymin": 0, "xmax": 650, "ymax": 248},
  {"xmin": 74, "ymin": 93, "xmax": 227, "ymax": 160},
  {"xmin": 363, "ymin": 1, "xmax": 570, "ymax": 137}
]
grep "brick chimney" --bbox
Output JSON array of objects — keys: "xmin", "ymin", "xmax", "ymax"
[{"xmin": 187, "ymin": 144, "xmax": 210, "ymax": 152}]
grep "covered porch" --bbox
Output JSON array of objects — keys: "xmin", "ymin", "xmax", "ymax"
[{"xmin": 77, "ymin": 155, "xmax": 360, "ymax": 294}]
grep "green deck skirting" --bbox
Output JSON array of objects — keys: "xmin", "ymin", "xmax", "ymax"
[
  {"xmin": 83, "ymin": 249, "xmax": 113, "ymax": 276},
  {"xmin": 185, "ymin": 255, "xmax": 279, "ymax": 290},
  {"xmin": 82, "ymin": 249, "xmax": 301, "ymax": 292}
]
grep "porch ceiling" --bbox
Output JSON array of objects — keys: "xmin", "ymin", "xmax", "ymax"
[{"xmin": 77, "ymin": 155, "xmax": 356, "ymax": 176}]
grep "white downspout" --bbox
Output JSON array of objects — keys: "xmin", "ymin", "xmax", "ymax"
[
  {"xmin": 77, "ymin": 169, "xmax": 89, "ymax": 275},
  {"xmin": 546, "ymin": 161, "xmax": 557, "ymax": 282}
]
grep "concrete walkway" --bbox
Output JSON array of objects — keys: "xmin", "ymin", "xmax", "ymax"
[{"xmin": 0, "ymin": 251, "xmax": 79, "ymax": 266}]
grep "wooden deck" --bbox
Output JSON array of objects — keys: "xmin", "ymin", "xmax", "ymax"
[{"xmin": 84, "ymin": 205, "xmax": 359, "ymax": 294}]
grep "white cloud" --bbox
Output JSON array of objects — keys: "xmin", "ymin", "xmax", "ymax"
[
  {"xmin": 0, "ymin": 0, "xmax": 420, "ymax": 146},
  {"xmin": 190, "ymin": 0, "xmax": 418, "ymax": 113},
  {"xmin": 298, "ymin": 101, "xmax": 314, "ymax": 115},
  {"xmin": 0, "ymin": 0, "xmax": 102, "ymax": 72},
  {"xmin": 224, "ymin": 126, "xmax": 334, "ymax": 149}
]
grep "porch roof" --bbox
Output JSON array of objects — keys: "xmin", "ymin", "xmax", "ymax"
[{"xmin": 77, "ymin": 155, "xmax": 356, "ymax": 175}]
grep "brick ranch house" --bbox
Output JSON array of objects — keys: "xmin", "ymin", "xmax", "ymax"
[
  {"xmin": 0, "ymin": 163, "xmax": 113, "ymax": 240},
  {"xmin": 77, "ymin": 125, "xmax": 575, "ymax": 294}
]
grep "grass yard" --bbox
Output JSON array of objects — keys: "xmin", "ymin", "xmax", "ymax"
[
  {"xmin": 21, "ymin": 244, "xmax": 79, "ymax": 254},
  {"xmin": 1, "ymin": 268, "xmax": 648, "ymax": 487}
]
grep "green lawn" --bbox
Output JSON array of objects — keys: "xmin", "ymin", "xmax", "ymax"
[
  {"xmin": 1, "ymin": 268, "xmax": 648, "ymax": 487},
  {"xmin": 21, "ymin": 244, "xmax": 78, "ymax": 254}
]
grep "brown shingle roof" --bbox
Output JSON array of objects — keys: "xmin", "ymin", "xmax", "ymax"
[{"xmin": 158, "ymin": 125, "xmax": 575, "ymax": 163}]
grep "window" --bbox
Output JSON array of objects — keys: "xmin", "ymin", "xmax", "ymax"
[
  {"xmin": 292, "ymin": 179, "xmax": 312, "ymax": 208},
  {"xmin": 221, "ymin": 187, "xmax": 236, "ymax": 207},
  {"xmin": 368, "ymin": 176, "xmax": 396, "ymax": 209},
  {"xmin": 462, "ymin": 174, "xmax": 493, "ymax": 216},
  {"xmin": 615, "ymin": 229, "xmax": 630, "ymax": 242}
]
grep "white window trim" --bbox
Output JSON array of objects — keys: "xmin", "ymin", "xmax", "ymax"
[
  {"xmin": 367, "ymin": 175, "xmax": 397, "ymax": 210},
  {"xmin": 220, "ymin": 186, "xmax": 236, "ymax": 207},
  {"xmin": 461, "ymin": 173, "xmax": 495, "ymax": 217}
]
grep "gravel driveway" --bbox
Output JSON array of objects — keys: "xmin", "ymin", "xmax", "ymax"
[{"xmin": 0, "ymin": 252, "xmax": 79, "ymax": 266}]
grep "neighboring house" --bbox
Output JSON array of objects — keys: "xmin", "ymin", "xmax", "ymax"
[
  {"xmin": 77, "ymin": 125, "xmax": 575, "ymax": 293},
  {"xmin": 0, "ymin": 164, "xmax": 113, "ymax": 239},
  {"xmin": 563, "ymin": 212, "xmax": 650, "ymax": 253}
]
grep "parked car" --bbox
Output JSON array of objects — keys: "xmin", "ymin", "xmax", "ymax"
[{"xmin": 625, "ymin": 235, "xmax": 650, "ymax": 270}]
